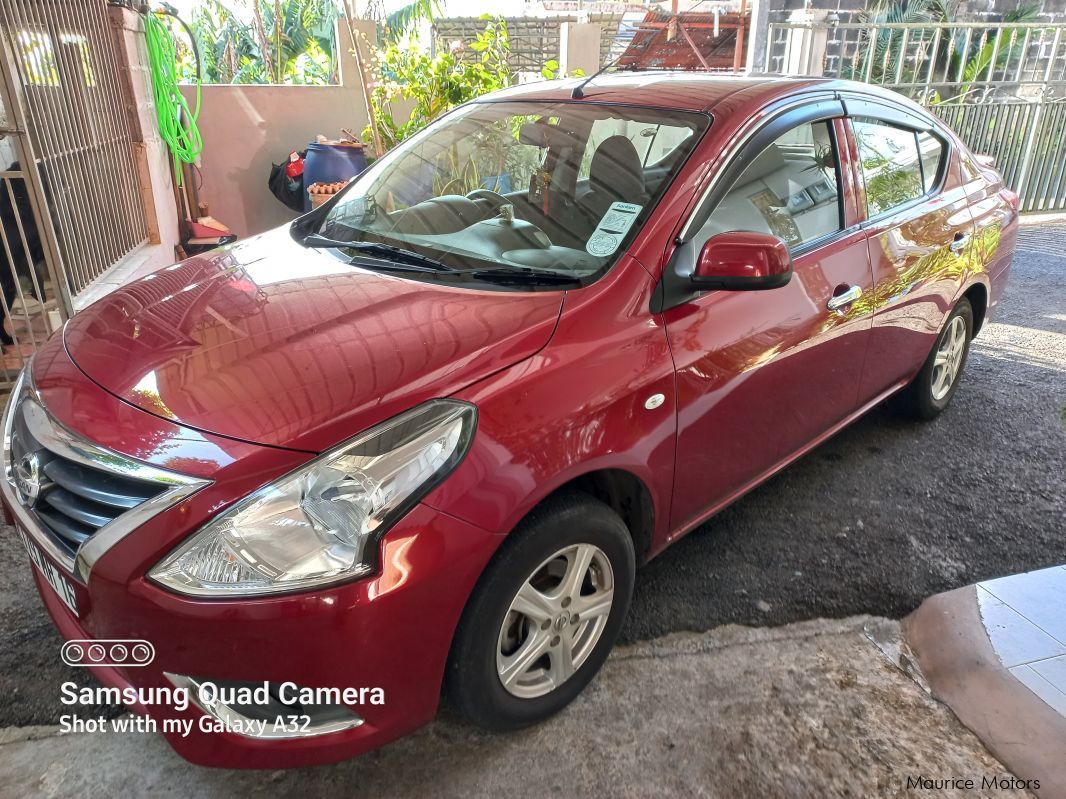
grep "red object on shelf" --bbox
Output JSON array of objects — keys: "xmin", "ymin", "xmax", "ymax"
[{"xmin": 285, "ymin": 150, "xmax": 305, "ymax": 178}]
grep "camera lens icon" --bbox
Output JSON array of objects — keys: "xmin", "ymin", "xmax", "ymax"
[{"xmin": 61, "ymin": 639, "xmax": 155, "ymax": 667}]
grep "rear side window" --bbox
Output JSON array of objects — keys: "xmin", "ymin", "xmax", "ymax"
[
  {"xmin": 853, "ymin": 117, "xmax": 924, "ymax": 216},
  {"xmin": 916, "ymin": 130, "xmax": 945, "ymax": 192}
]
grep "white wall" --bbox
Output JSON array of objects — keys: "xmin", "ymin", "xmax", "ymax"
[{"xmin": 179, "ymin": 19, "xmax": 375, "ymax": 238}]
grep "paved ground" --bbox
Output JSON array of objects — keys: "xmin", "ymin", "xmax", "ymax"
[
  {"xmin": 0, "ymin": 227, "xmax": 1064, "ymax": 730},
  {"xmin": 0, "ymin": 618, "xmax": 1035, "ymax": 798}
]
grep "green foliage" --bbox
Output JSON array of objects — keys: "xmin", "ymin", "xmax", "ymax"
[
  {"xmin": 176, "ymin": 0, "xmax": 340, "ymax": 85},
  {"xmin": 364, "ymin": 16, "xmax": 511, "ymax": 151},
  {"xmin": 383, "ymin": 0, "xmax": 440, "ymax": 43},
  {"xmin": 847, "ymin": 0, "xmax": 1043, "ymax": 101},
  {"xmin": 847, "ymin": 0, "xmax": 950, "ymax": 84},
  {"xmin": 956, "ymin": 4, "xmax": 1041, "ymax": 97},
  {"xmin": 539, "ymin": 59, "xmax": 585, "ymax": 80}
]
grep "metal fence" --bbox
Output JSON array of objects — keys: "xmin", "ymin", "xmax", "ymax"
[
  {"xmin": 0, "ymin": 0, "xmax": 148, "ymax": 299},
  {"xmin": 766, "ymin": 21, "xmax": 1066, "ymax": 212}
]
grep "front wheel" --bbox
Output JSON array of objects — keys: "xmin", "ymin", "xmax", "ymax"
[
  {"xmin": 445, "ymin": 492, "xmax": 635, "ymax": 731},
  {"xmin": 895, "ymin": 297, "xmax": 974, "ymax": 420}
]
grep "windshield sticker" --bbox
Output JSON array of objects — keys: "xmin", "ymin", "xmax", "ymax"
[{"xmin": 586, "ymin": 202, "xmax": 642, "ymax": 257}]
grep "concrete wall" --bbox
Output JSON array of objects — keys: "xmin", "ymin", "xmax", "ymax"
[
  {"xmin": 179, "ymin": 19, "xmax": 375, "ymax": 238},
  {"xmin": 560, "ymin": 23, "xmax": 602, "ymax": 76}
]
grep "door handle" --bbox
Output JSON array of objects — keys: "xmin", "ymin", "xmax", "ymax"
[
  {"xmin": 827, "ymin": 285, "xmax": 862, "ymax": 312},
  {"xmin": 950, "ymin": 232, "xmax": 970, "ymax": 253}
]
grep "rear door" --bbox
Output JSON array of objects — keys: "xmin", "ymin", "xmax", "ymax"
[
  {"xmin": 843, "ymin": 98, "xmax": 976, "ymax": 403},
  {"xmin": 662, "ymin": 100, "xmax": 876, "ymax": 532}
]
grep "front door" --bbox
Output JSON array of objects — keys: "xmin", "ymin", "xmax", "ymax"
[{"xmin": 663, "ymin": 113, "xmax": 875, "ymax": 533}]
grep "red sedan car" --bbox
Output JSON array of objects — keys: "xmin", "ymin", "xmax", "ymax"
[{"xmin": 3, "ymin": 74, "xmax": 1016, "ymax": 767}]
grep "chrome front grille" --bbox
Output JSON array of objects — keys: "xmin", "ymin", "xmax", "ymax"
[
  {"xmin": 9, "ymin": 405, "xmax": 167, "ymax": 556},
  {"xmin": 2, "ymin": 369, "xmax": 211, "ymax": 581}
]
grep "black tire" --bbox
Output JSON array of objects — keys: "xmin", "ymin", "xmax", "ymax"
[
  {"xmin": 894, "ymin": 297, "xmax": 974, "ymax": 421},
  {"xmin": 445, "ymin": 491, "xmax": 635, "ymax": 731}
]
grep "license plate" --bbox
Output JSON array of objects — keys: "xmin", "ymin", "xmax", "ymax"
[{"xmin": 18, "ymin": 525, "xmax": 79, "ymax": 616}]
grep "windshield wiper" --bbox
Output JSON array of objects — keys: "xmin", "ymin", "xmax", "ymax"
[
  {"xmin": 466, "ymin": 267, "xmax": 581, "ymax": 286},
  {"xmin": 301, "ymin": 233, "xmax": 454, "ymax": 272}
]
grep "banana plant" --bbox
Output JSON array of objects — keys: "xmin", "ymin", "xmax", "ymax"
[{"xmin": 177, "ymin": 0, "xmax": 341, "ymax": 85}]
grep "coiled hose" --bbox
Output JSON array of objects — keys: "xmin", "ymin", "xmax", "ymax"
[{"xmin": 143, "ymin": 8, "xmax": 202, "ymax": 183}]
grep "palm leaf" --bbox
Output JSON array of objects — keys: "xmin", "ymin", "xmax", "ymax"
[{"xmin": 384, "ymin": 0, "xmax": 439, "ymax": 42}]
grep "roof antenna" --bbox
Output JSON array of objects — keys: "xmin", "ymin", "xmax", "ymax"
[{"xmin": 571, "ymin": 52, "xmax": 626, "ymax": 99}]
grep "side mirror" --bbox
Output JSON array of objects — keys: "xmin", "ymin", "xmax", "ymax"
[{"xmin": 691, "ymin": 231, "xmax": 792, "ymax": 291}]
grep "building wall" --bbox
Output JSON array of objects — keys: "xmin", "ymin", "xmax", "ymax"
[
  {"xmin": 110, "ymin": 7, "xmax": 182, "ymax": 274},
  {"xmin": 67, "ymin": 6, "xmax": 185, "ymax": 312},
  {"xmin": 179, "ymin": 19, "xmax": 375, "ymax": 239}
]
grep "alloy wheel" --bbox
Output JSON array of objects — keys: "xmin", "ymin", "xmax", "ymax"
[
  {"xmin": 931, "ymin": 315, "xmax": 966, "ymax": 401},
  {"xmin": 496, "ymin": 543, "xmax": 615, "ymax": 699}
]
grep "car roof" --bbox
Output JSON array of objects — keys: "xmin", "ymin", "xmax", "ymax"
[{"xmin": 479, "ymin": 72, "xmax": 924, "ymax": 117}]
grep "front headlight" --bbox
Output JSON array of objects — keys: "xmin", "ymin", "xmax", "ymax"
[{"xmin": 149, "ymin": 400, "xmax": 476, "ymax": 597}]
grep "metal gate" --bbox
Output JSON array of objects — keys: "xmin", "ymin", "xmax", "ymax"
[
  {"xmin": 765, "ymin": 21, "xmax": 1066, "ymax": 213},
  {"xmin": 0, "ymin": 0, "xmax": 148, "ymax": 388},
  {"xmin": 0, "ymin": 59, "xmax": 64, "ymax": 389}
]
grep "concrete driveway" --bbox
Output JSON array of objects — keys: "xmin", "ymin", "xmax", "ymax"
[{"xmin": 0, "ymin": 618, "xmax": 1035, "ymax": 798}]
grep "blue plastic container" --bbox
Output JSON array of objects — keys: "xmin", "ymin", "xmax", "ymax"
[{"xmin": 302, "ymin": 143, "xmax": 368, "ymax": 210}]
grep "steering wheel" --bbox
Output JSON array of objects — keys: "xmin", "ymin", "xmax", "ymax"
[{"xmin": 466, "ymin": 188, "xmax": 511, "ymax": 212}]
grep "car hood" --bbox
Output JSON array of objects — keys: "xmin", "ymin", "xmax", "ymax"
[{"xmin": 63, "ymin": 229, "xmax": 565, "ymax": 452}]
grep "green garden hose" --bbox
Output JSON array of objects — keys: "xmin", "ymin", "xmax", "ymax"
[{"xmin": 143, "ymin": 8, "xmax": 202, "ymax": 184}]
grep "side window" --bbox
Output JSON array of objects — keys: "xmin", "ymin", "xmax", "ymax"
[
  {"xmin": 853, "ymin": 118, "xmax": 924, "ymax": 216},
  {"xmin": 696, "ymin": 121, "xmax": 842, "ymax": 248},
  {"xmin": 916, "ymin": 130, "xmax": 945, "ymax": 192}
]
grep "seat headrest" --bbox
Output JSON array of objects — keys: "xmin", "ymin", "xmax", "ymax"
[{"xmin": 587, "ymin": 135, "xmax": 645, "ymax": 200}]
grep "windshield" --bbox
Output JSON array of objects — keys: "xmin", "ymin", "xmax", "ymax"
[{"xmin": 310, "ymin": 101, "xmax": 709, "ymax": 287}]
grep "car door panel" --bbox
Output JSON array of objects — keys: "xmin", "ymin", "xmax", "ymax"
[
  {"xmin": 664, "ymin": 227, "xmax": 874, "ymax": 532},
  {"xmin": 662, "ymin": 111, "xmax": 874, "ymax": 533},
  {"xmin": 858, "ymin": 193, "xmax": 975, "ymax": 401}
]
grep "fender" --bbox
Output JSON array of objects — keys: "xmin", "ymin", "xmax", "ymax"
[{"xmin": 422, "ymin": 256, "xmax": 677, "ymax": 551}]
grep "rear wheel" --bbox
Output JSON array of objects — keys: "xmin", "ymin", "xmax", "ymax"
[
  {"xmin": 895, "ymin": 298, "xmax": 973, "ymax": 420},
  {"xmin": 445, "ymin": 492, "xmax": 635, "ymax": 731}
]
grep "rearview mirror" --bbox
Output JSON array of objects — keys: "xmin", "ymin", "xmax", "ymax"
[{"xmin": 691, "ymin": 231, "xmax": 792, "ymax": 291}]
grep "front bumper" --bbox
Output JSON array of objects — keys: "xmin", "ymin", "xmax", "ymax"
[{"xmin": 14, "ymin": 496, "xmax": 501, "ymax": 767}]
